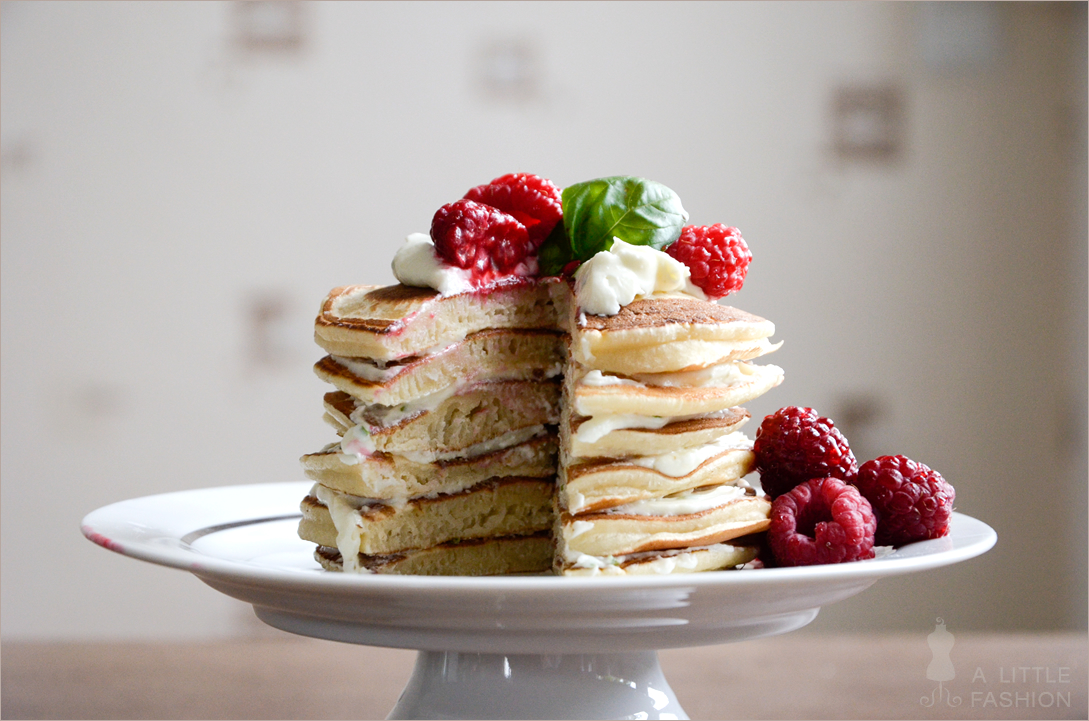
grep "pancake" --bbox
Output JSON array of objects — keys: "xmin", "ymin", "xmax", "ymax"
[
  {"xmin": 576, "ymin": 296, "xmax": 776, "ymax": 349},
  {"xmin": 314, "ymin": 329, "xmax": 565, "ymax": 407},
  {"xmin": 557, "ymin": 542, "xmax": 759, "ymax": 576},
  {"xmin": 315, "ymin": 280, "xmax": 567, "ymax": 361},
  {"xmin": 314, "ymin": 532, "xmax": 553, "ymax": 576},
  {"xmin": 557, "ymin": 490, "xmax": 771, "ymax": 558},
  {"xmin": 571, "ymin": 297, "xmax": 781, "ymax": 374},
  {"xmin": 576, "ymin": 337, "xmax": 782, "ymax": 376},
  {"xmin": 299, "ymin": 477, "xmax": 555, "ymax": 561},
  {"xmin": 560, "ymin": 434, "xmax": 755, "ymax": 513},
  {"xmin": 302, "ymin": 238, "xmax": 783, "ymax": 576},
  {"xmin": 301, "ymin": 434, "xmax": 556, "ymax": 499},
  {"xmin": 570, "ymin": 361, "xmax": 784, "ymax": 418},
  {"xmin": 321, "ymin": 378, "xmax": 561, "ymax": 458},
  {"xmin": 565, "ymin": 410, "xmax": 750, "ymax": 459}
]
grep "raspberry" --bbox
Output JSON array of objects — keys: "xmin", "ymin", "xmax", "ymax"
[
  {"xmin": 754, "ymin": 407, "xmax": 858, "ymax": 499},
  {"xmin": 463, "ymin": 173, "xmax": 562, "ymax": 247},
  {"xmin": 431, "ymin": 199, "xmax": 533, "ymax": 278},
  {"xmin": 665, "ymin": 224, "xmax": 752, "ymax": 299},
  {"xmin": 768, "ymin": 477, "xmax": 877, "ymax": 566},
  {"xmin": 854, "ymin": 455, "xmax": 955, "ymax": 546}
]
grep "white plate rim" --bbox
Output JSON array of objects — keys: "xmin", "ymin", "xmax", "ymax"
[{"xmin": 81, "ymin": 480, "xmax": 997, "ymax": 594}]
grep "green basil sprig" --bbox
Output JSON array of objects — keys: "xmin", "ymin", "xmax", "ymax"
[{"xmin": 537, "ymin": 176, "xmax": 688, "ymax": 276}]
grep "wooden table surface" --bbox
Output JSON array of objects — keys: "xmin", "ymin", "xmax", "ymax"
[{"xmin": 3, "ymin": 633, "xmax": 1085, "ymax": 719}]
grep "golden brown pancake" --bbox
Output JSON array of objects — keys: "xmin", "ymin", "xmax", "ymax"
[
  {"xmin": 564, "ymin": 410, "xmax": 750, "ymax": 459},
  {"xmin": 569, "ymin": 361, "xmax": 783, "ymax": 417},
  {"xmin": 577, "ymin": 296, "xmax": 774, "ymax": 338},
  {"xmin": 556, "ymin": 494, "xmax": 771, "ymax": 558},
  {"xmin": 315, "ymin": 532, "xmax": 553, "ymax": 576},
  {"xmin": 314, "ymin": 329, "xmax": 564, "ymax": 407},
  {"xmin": 321, "ymin": 378, "xmax": 561, "ymax": 458},
  {"xmin": 560, "ymin": 442, "xmax": 755, "ymax": 514},
  {"xmin": 556, "ymin": 542, "xmax": 758, "ymax": 576},
  {"xmin": 300, "ymin": 434, "xmax": 556, "ymax": 500},
  {"xmin": 315, "ymin": 280, "xmax": 567, "ymax": 361},
  {"xmin": 299, "ymin": 477, "xmax": 555, "ymax": 556}
]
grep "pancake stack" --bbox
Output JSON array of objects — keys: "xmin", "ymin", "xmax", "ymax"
[
  {"xmin": 553, "ymin": 295, "xmax": 783, "ymax": 575},
  {"xmin": 297, "ymin": 173, "xmax": 787, "ymax": 577},
  {"xmin": 298, "ymin": 281, "xmax": 567, "ymax": 575}
]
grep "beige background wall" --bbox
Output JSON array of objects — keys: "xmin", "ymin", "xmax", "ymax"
[{"xmin": 2, "ymin": 1, "xmax": 1085, "ymax": 640}]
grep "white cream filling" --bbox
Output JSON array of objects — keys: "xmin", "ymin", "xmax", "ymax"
[
  {"xmin": 574, "ymin": 414, "xmax": 672, "ymax": 443},
  {"xmin": 574, "ymin": 408, "xmax": 736, "ymax": 444},
  {"xmin": 564, "ymin": 543, "xmax": 747, "ymax": 573},
  {"xmin": 332, "ymin": 355, "xmax": 407, "ymax": 384},
  {"xmin": 629, "ymin": 362, "xmax": 750, "ymax": 388},
  {"xmin": 580, "ymin": 370, "xmax": 643, "ymax": 387},
  {"xmin": 648, "ymin": 554, "xmax": 697, "ymax": 573},
  {"xmin": 628, "ymin": 431, "xmax": 752, "ymax": 477},
  {"xmin": 581, "ymin": 362, "xmax": 751, "ymax": 389},
  {"xmin": 567, "ymin": 520, "xmax": 595, "ymax": 539},
  {"xmin": 606, "ymin": 482, "xmax": 752, "ymax": 516},
  {"xmin": 566, "ymin": 551, "xmax": 614, "ymax": 569}
]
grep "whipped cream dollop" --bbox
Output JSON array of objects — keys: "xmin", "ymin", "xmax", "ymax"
[
  {"xmin": 392, "ymin": 233, "xmax": 475, "ymax": 296},
  {"xmin": 574, "ymin": 239, "xmax": 706, "ymax": 316}
]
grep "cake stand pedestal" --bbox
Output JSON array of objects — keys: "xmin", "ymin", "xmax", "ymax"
[
  {"xmin": 384, "ymin": 650, "xmax": 680, "ymax": 720},
  {"xmin": 250, "ymin": 600, "xmax": 818, "ymax": 720},
  {"xmin": 82, "ymin": 481, "xmax": 996, "ymax": 720}
]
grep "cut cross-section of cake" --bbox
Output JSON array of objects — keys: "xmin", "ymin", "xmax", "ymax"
[
  {"xmin": 553, "ymin": 243, "xmax": 781, "ymax": 575},
  {"xmin": 299, "ymin": 279, "xmax": 568, "ymax": 575}
]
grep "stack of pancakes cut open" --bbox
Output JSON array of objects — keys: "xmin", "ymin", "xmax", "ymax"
[
  {"xmin": 554, "ymin": 296, "xmax": 783, "ymax": 575},
  {"xmin": 298, "ymin": 281, "xmax": 567, "ymax": 575},
  {"xmin": 298, "ymin": 281, "xmax": 783, "ymax": 576}
]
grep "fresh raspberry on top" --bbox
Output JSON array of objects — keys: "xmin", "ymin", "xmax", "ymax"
[
  {"xmin": 463, "ymin": 173, "xmax": 562, "ymax": 247},
  {"xmin": 665, "ymin": 224, "xmax": 751, "ymax": 299},
  {"xmin": 768, "ymin": 477, "xmax": 877, "ymax": 566},
  {"xmin": 431, "ymin": 199, "xmax": 533, "ymax": 279},
  {"xmin": 754, "ymin": 407, "xmax": 859, "ymax": 499},
  {"xmin": 854, "ymin": 455, "xmax": 955, "ymax": 546}
]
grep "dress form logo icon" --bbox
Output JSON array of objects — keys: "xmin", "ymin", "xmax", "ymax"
[{"xmin": 921, "ymin": 618, "xmax": 963, "ymax": 708}]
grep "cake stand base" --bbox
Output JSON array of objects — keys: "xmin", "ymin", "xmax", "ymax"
[
  {"xmin": 252, "ymin": 604, "xmax": 820, "ymax": 719},
  {"xmin": 387, "ymin": 650, "xmax": 686, "ymax": 720}
]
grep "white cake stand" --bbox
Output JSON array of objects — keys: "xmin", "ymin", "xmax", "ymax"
[{"xmin": 82, "ymin": 481, "xmax": 996, "ymax": 720}]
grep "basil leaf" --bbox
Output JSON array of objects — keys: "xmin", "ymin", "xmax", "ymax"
[
  {"xmin": 561, "ymin": 176, "xmax": 688, "ymax": 260},
  {"xmin": 536, "ymin": 220, "xmax": 574, "ymax": 276}
]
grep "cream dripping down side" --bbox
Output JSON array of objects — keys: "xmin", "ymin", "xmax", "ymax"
[{"xmin": 310, "ymin": 483, "xmax": 370, "ymax": 574}]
